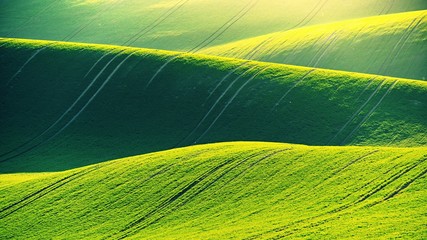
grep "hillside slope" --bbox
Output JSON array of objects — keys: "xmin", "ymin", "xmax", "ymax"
[
  {"xmin": 1, "ymin": 38, "xmax": 426, "ymax": 172},
  {"xmin": 1, "ymin": 0, "xmax": 426, "ymax": 51},
  {"xmin": 201, "ymin": 10, "xmax": 427, "ymax": 80},
  {"xmin": 0, "ymin": 142, "xmax": 426, "ymax": 239}
]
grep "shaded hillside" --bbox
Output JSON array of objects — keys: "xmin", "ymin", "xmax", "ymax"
[
  {"xmin": 0, "ymin": 38, "xmax": 426, "ymax": 172},
  {"xmin": 201, "ymin": 10, "xmax": 427, "ymax": 80},
  {"xmin": 0, "ymin": 142, "xmax": 426, "ymax": 239},
  {"xmin": 0, "ymin": 0, "xmax": 426, "ymax": 51}
]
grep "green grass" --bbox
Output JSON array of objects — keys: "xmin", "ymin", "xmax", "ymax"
[
  {"xmin": 1, "ymin": 38, "xmax": 426, "ymax": 172},
  {"xmin": 0, "ymin": 142, "xmax": 426, "ymax": 239},
  {"xmin": 1, "ymin": 0, "xmax": 426, "ymax": 51},
  {"xmin": 201, "ymin": 10, "xmax": 427, "ymax": 80}
]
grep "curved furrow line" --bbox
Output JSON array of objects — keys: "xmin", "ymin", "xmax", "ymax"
[
  {"xmin": 6, "ymin": 0, "xmax": 58, "ymax": 37},
  {"xmin": 354, "ymin": 78, "xmax": 376, "ymax": 102},
  {"xmin": 211, "ymin": 149, "xmax": 292, "ymax": 196},
  {"xmin": 5, "ymin": 43, "xmax": 56, "ymax": 86},
  {"xmin": 245, "ymin": 36, "xmax": 275, "ymax": 60},
  {"xmin": 376, "ymin": 17, "xmax": 419, "ymax": 75},
  {"xmin": 190, "ymin": 0, "xmax": 259, "ymax": 53},
  {"xmin": 116, "ymin": 150, "xmax": 263, "ymax": 238},
  {"xmin": 384, "ymin": 167, "xmax": 427, "ymax": 201},
  {"xmin": 205, "ymin": 62, "xmax": 250, "ymax": 102},
  {"xmin": 313, "ymin": 150, "xmax": 379, "ymax": 189},
  {"xmin": 0, "ymin": 52, "xmax": 134, "ymax": 163},
  {"xmin": 271, "ymin": 69, "xmax": 316, "ymax": 111},
  {"xmin": 130, "ymin": 0, "xmax": 258, "ymax": 88},
  {"xmin": 307, "ymin": 31, "xmax": 338, "ymax": 67},
  {"xmin": 144, "ymin": 54, "xmax": 183, "ymax": 89},
  {"xmin": 312, "ymin": 34, "xmax": 340, "ymax": 68},
  {"xmin": 119, "ymin": 149, "xmax": 287, "ymax": 239},
  {"xmin": 175, "ymin": 63, "xmax": 250, "ymax": 147},
  {"xmin": 386, "ymin": 15, "xmax": 425, "ymax": 71},
  {"xmin": 356, "ymin": 156, "xmax": 426, "ymax": 204},
  {"xmin": 124, "ymin": 0, "xmax": 191, "ymax": 46},
  {"xmin": 339, "ymin": 153, "xmax": 410, "ymax": 202},
  {"xmin": 246, "ymin": 0, "xmax": 329, "ymax": 61},
  {"xmin": 0, "ymin": 51, "xmax": 120, "ymax": 160},
  {"xmin": 341, "ymin": 80, "xmax": 398, "ymax": 145},
  {"xmin": 195, "ymin": 67, "xmax": 269, "ymax": 143},
  {"xmin": 378, "ymin": 0, "xmax": 392, "ymax": 15},
  {"xmin": 0, "ymin": 166, "xmax": 100, "ymax": 219},
  {"xmin": 298, "ymin": 0, "xmax": 330, "ymax": 28},
  {"xmin": 383, "ymin": 0, "xmax": 395, "ymax": 15},
  {"xmin": 62, "ymin": 0, "xmax": 124, "ymax": 42},
  {"xmin": 328, "ymin": 78, "xmax": 381, "ymax": 145},
  {"xmin": 245, "ymin": 153, "xmax": 419, "ymax": 240},
  {"xmin": 288, "ymin": 0, "xmax": 326, "ymax": 30},
  {"xmin": 264, "ymin": 39, "xmax": 288, "ymax": 61},
  {"xmin": 0, "ymin": 51, "xmax": 124, "ymax": 162}
]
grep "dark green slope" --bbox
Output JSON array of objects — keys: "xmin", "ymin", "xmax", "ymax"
[
  {"xmin": 0, "ymin": 142, "xmax": 426, "ymax": 239},
  {"xmin": 1, "ymin": 38, "xmax": 426, "ymax": 172}
]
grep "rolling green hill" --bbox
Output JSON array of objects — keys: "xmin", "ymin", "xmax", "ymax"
[
  {"xmin": 1, "ymin": 0, "xmax": 426, "ymax": 51},
  {"xmin": 1, "ymin": 38, "xmax": 426, "ymax": 172},
  {"xmin": 201, "ymin": 10, "xmax": 427, "ymax": 80},
  {"xmin": 1, "ymin": 142, "xmax": 426, "ymax": 239}
]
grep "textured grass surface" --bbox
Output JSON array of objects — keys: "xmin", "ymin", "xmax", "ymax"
[
  {"xmin": 201, "ymin": 10, "xmax": 427, "ymax": 80},
  {"xmin": 1, "ymin": 38, "xmax": 426, "ymax": 172},
  {"xmin": 1, "ymin": 0, "xmax": 426, "ymax": 51},
  {"xmin": 0, "ymin": 142, "xmax": 426, "ymax": 239}
]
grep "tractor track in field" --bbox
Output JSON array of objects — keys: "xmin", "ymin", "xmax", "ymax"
[
  {"xmin": 195, "ymin": 66, "xmax": 269, "ymax": 143},
  {"xmin": 117, "ymin": 149, "xmax": 285, "ymax": 239},
  {"xmin": 380, "ymin": 0, "xmax": 395, "ymax": 15},
  {"xmin": 0, "ymin": 166, "xmax": 100, "ymax": 219},
  {"xmin": 245, "ymin": 151, "xmax": 422, "ymax": 239},
  {"xmin": 306, "ymin": 32, "xmax": 337, "ymax": 66},
  {"xmin": 271, "ymin": 69, "xmax": 316, "ymax": 111},
  {"xmin": 0, "ymin": 51, "xmax": 134, "ymax": 163},
  {"xmin": 312, "ymin": 34, "xmax": 340, "ymax": 67},
  {"xmin": 313, "ymin": 150, "xmax": 379, "ymax": 189},
  {"xmin": 62, "ymin": 0, "xmax": 124, "ymax": 42},
  {"xmin": 377, "ymin": 16, "xmax": 419, "ymax": 75},
  {"xmin": 116, "ymin": 151, "xmax": 263, "ymax": 238},
  {"xmin": 175, "ymin": 65, "xmax": 256, "ymax": 146},
  {"xmin": 144, "ymin": 0, "xmax": 258, "ymax": 89},
  {"xmin": 190, "ymin": 0, "xmax": 259, "ymax": 52},
  {"xmin": 356, "ymin": 156, "xmax": 426, "ymax": 204},
  {"xmin": 384, "ymin": 167, "xmax": 427, "ymax": 200},
  {"xmin": 387, "ymin": 15, "xmax": 425, "ymax": 71},
  {"xmin": 328, "ymin": 78, "xmax": 382, "ymax": 145},
  {"xmin": 264, "ymin": 39, "xmax": 288, "ymax": 61},
  {"xmin": 290, "ymin": 0, "xmax": 329, "ymax": 30},
  {"xmin": 123, "ymin": 0, "xmax": 191, "ymax": 46},
  {"xmin": 0, "ymin": 51, "xmax": 121, "ymax": 160},
  {"xmin": 6, "ymin": 0, "xmax": 58, "ymax": 37},
  {"xmin": 243, "ymin": 0, "xmax": 329, "ymax": 61},
  {"xmin": 214, "ymin": 149, "xmax": 292, "ymax": 195},
  {"xmin": 341, "ymin": 80, "xmax": 398, "ymax": 145},
  {"xmin": 245, "ymin": 36, "xmax": 275, "ymax": 60},
  {"xmin": 5, "ymin": 43, "xmax": 56, "ymax": 86}
]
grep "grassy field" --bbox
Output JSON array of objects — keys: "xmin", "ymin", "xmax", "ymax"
[
  {"xmin": 1, "ymin": 38, "xmax": 426, "ymax": 172},
  {"xmin": 1, "ymin": 0, "xmax": 426, "ymax": 51},
  {"xmin": 1, "ymin": 1, "xmax": 426, "ymax": 238},
  {"xmin": 201, "ymin": 10, "xmax": 427, "ymax": 80},
  {"xmin": 0, "ymin": 142, "xmax": 426, "ymax": 239}
]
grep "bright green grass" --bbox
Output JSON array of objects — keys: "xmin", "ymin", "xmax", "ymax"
[
  {"xmin": 201, "ymin": 10, "xmax": 427, "ymax": 80},
  {"xmin": 0, "ymin": 142, "xmax": 426, "ymax": 239},
  {"xmin": 0, "ymin": 0, "xmax": 426, "ymax": 51},
  {"xmin": 0, "ymin": 38, "xmax": 426, "ymax": 172}
]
